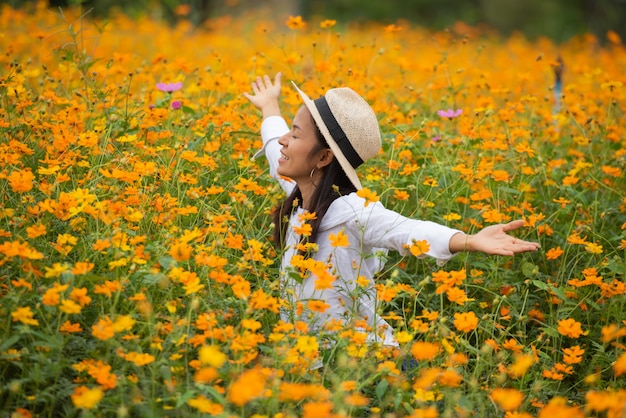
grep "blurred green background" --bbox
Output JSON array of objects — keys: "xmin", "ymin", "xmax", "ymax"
[{"xmin": 4, "ymin": 0, "xmax": 625, "ymax": 42}]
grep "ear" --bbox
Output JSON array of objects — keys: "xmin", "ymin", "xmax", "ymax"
[{"xmin": 317, "ymin": 148, "xmax": 334, "ymax": 169}]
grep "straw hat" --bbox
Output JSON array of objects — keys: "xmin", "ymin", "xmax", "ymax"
[
  {"xmin": 254, "ymin": 82, "xmax": 382, "ymax": 190},
  {"xmin": 293, "ymin": 82, "xmax": 381, "ymax": 190}
]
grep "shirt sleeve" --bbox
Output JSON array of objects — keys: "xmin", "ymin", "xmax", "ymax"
[
  {"xmin": 353, "ymin": 200, "xmax": 461, "ymax": 264},
  {"xmin": 258, "ymin": 116, "xmax": 296, "ymax": 195}
]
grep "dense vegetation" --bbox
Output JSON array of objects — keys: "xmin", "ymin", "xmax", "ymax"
[{"xmin": 0, "ymin": 2, "xmax": 625, "ymax": 417}]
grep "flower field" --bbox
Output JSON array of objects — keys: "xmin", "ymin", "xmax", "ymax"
[{"xmin": 1, "ymin": 2, "xmax": 625, "ymax": 417}]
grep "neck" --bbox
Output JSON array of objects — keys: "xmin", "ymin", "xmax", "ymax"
[{"xmin": 298, "ymin": 180, "xmax": 317, "ymax": 210}]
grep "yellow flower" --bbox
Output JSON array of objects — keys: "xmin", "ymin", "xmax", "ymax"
[
  {"xmin": 59, "ymin": 299, "xmax": 82, "ymax": 314},
  {"xmin": 508, "ymin": 354, "xmax": 535, "ymax": 378},
  {"xmin": 187, "ymin": 395, "xmax": 224, "ymax": 414},
  {"xmin": 584, "ymin": 242, "xmax": 603, "ymax": 254},
  {"xmin": 199, "ymin": 345, "xmax": 227, "ymax": 368},
  {"xmin": 296, "ymin": 335, "xmax": 319, "ymax": 356},
  {"xmin": 11, "ymin": 306, "xmax": 39, "ymax": 326},
  {"xmin": 71, "ymin": 386, "xmax": 104, "ymax": 409}
]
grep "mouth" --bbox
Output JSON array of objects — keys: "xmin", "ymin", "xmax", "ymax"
[{"xmin": 280, "ymin": 152, "xmax": 289, "ymax": 161}]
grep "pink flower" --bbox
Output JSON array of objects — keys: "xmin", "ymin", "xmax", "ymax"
[
  {"xmin": 156, "ymin": 82, "xmax": 182, "ymax": 93},
  {"xmin": 437, "ymin": 108, "xmax": 463, "ymax": 119},
  {"xmin": 171, "ymin": 100, "xmax": 182, "ymax": 110}
]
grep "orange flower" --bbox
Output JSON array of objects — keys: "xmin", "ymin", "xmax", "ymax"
[
  {"xmin": 562, "ymin": 345, "xmax": 584, "ymax": 364},
  {"xmin": 537, "ymin": 396, "xmax": 584, "ymax": 418},
  {"xmin": 286, "ymin": 15, "xmax": 306, "ymax": 30},
  {"xmin": 8, "ymin": 169, "xmax": 35, "ymax": 193},
  {"xmin": 408, "ymin": 240, "xmax": 430, "ymax": 257},
  {"xmin": 292, "ymin": 223, "xmax": 312, "ymax": 237},
  {"xmin": 356, "ymin": 187, "xmax": 379, "ymax": 206},
  {"xmin": 614, "ymin": 352, "xmax": 626, "ymax": 377},
  {"xmin": 91, "ymin": 316, "xmax": 115, "ymax": 341},
  {"xmin": 557, "ymin": 318, "xmax": 584, "ymax": 338},
  {"xmin": 328, "ymin": 230, "xmax": 350, "ymax": 247},
  {"xmin": 26, "ymin": 224, "xmax": 46, "ymax": 239},
  {"xmin": 60, "ymin": 321, "xmax": 83, "ymax": 333},
  {"xmin": 491, "ymin": 387, "xmax": 524, "ymax": 411},
  {"xmin": 411, "ymin": 341, "xmax": 441, "ymax": 361},
  {"xmin": 546, "ymin": 246, "xmax": 564, "ymax": 260},
  {"xmin": 453, "ymin": 311, "xmax": 478, "ymax": 332},
  {"xmin": 307, "ymin": 300, "xmax": 331, "ymax": 313},
  {"xmin": 320, "ymin": 19, "xmax": 336, "ymax": 29},
  {"xmin": 303, "ymin": 401, "xmax": 333, "ymax": 418},
  {"xmin": 227, "ymin": 368, "xmax": 267, "ymax": 406}
]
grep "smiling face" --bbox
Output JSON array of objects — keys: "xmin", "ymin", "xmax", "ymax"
[{"xmin": 277, "ymin": 106, "xmax": 333, "ymax": 187}]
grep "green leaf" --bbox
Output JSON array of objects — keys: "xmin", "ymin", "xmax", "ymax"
[
  {"xmin": 375, "ymin": 379, "xmax": 388, "ymax": 401},
  {"xmin": 522, "ymin": 262, "xmax": 539, "ymax": 278},
  {"xmin": 0, "ymin": 334, "xmax": 20, "ymax": 352},
  {"xmin": 532, "ymin": 279, "xmax": 548, "ymax": 290},
  {"xmin": 176, "ymin": 390, "xmax": 197, "ymax": 408}
]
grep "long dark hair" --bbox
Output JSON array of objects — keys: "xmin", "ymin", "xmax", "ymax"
[{"xmin": 272, "ymin": 116, "xmax": 356, "ymax": 251}]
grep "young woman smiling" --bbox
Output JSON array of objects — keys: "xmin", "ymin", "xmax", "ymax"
[{"xmin": 244, "ymin": 73, "xmax": 540, "ymax": 363}]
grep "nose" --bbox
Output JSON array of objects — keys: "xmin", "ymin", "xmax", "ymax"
[{"xmin": 278, "ymin": 132, "xmax": 288, "ymax": 147}]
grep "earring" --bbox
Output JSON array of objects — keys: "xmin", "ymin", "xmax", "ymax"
[{"xmin": 310, "ymin": 167, "xmax": 318, "ymax": 187}]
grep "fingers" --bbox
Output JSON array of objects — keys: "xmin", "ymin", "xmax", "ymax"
[{"xmin": 501, "ymin": 219, "xmax": 525, "ymax": 232}]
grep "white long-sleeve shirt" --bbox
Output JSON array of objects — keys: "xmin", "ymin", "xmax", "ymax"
[{"xmin": 258, "ymin": 116, "xmax": 461, "ymax": 346}]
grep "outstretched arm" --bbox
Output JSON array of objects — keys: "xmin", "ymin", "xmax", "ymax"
[
  {"xmin": 243, "ymin": 73, "xmax": 283, "ymax": 119},
  {"xmin": 449, "ymin": 220, "xmax": 540, "ymax": 256}
]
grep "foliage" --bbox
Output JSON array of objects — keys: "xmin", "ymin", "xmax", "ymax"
[{"xmin": 0, "ymin": 2, "xmax": 625, "ymax": 417}]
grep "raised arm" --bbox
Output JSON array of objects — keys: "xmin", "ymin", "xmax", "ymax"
[
  {"xmin": 449, "ymin": 220, "xmax": 540, "ymax": 256},
  {"xmin": 243, "ymin": 73, "xmax": 283, "ymax": 119}
]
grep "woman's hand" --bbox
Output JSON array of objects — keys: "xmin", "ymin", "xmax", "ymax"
[
  {"xmin": 450, "ymin": 220, "xmax": 540, "ymax": 256},
  {"xmin": 243, "ymin": 73, "xmax": 282, "ymax": 119}
]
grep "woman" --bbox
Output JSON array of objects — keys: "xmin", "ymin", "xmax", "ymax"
[{"xmin": 244, "ymin": 73, "xmax": 539, "ymax": 351}]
